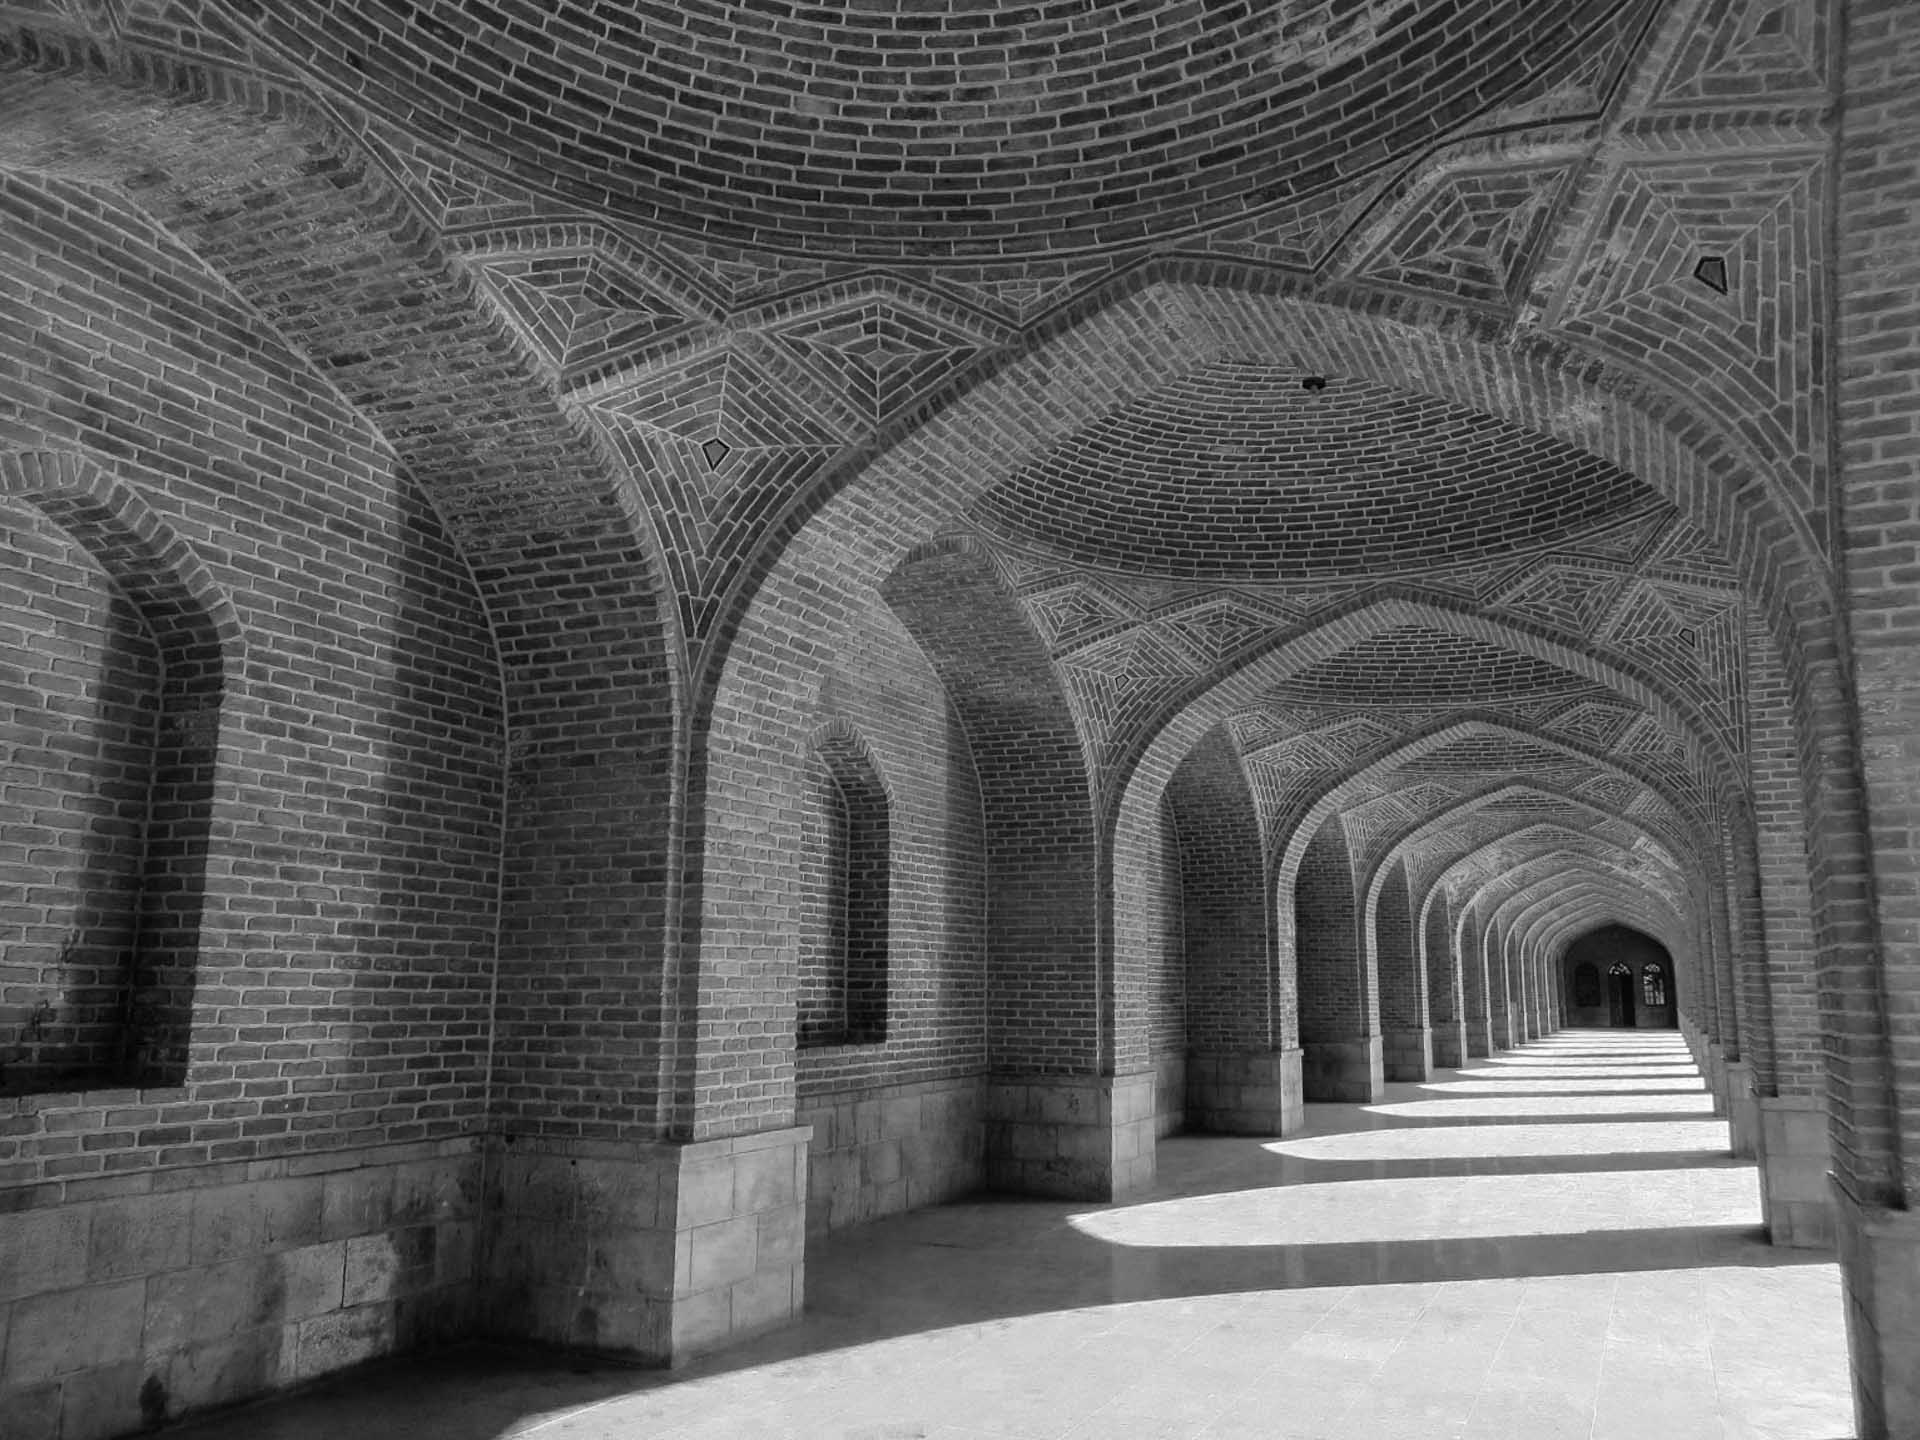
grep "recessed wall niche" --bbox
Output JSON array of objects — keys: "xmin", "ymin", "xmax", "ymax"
[{"xmin": 0, "ymin": 457, "xmax": 228, "ymax": 1096}]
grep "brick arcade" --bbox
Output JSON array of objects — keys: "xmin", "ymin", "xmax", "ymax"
[{"xmin": 0, "ymin": 0, "xmax": 1918, "ymax": 1435}]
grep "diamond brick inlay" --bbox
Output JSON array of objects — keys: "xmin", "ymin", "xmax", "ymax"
[{"xmin": 1355, "ymin": 163, "xmax": 1577, "ymax": 310}]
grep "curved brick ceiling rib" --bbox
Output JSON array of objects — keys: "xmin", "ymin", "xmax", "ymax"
[
  {"xmin": 1527, "ymin": 887, "xmax": 1689, "ymax": 963},
  {"xmin": 1272, "ymin": 722, "xmax": 1710, "ymax": 900},
  {"xmin": 1497, "ymin": 876, "xmax": 1692, "ymax": 976},
  {"xmin": 1105, "ymin": 590, "xmax": 1743, "ymax": 854},
  {"xmin": 1445, "ymin": 836, "xmax": 1692, "ymax": 933},
  {"xmin": 1362, "ymin": 781, "xmax": 1695, "ymax": 914}
]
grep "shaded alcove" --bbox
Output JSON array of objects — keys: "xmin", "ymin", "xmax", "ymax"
[
  {"xmin": 0, "ymin": 464, "xmax": 230, "ymax": 1096},
  {"xmin": 1562, "ymin": 924, "xmax": 1678, "ymax": 1030}
]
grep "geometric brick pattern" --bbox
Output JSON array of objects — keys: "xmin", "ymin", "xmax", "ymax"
[{"xmin": 3, "ymin": 0, "xmax": 1914, "ymax": 1431}]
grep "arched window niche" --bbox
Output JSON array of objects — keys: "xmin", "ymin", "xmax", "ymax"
[
  {"xmin": 797, "ymin": 720, "xmax": 893, "ymax": 1050},
  {"xmin": 0, "ymin": 453, "xmax": 235, "ymax": 1097}
]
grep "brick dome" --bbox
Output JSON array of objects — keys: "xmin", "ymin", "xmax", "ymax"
[
  {"xmin": 238, "ymin": 0, "xmax": 1618, "ymax": 258},
  {"xmin": 969, "ymin": 363, "xmax": 1648, "ymax": 579}
]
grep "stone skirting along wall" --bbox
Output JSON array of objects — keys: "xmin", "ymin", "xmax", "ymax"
[
  {"xmin": 1152, "ymin": 1052, "xmax": 1185, "ymax": 1139},
  {"xmin": 0, "ymin": 1138, "xmax": 479, "ymax": 1440},
  {"xmin": 1755, "ymin": 1094, "xmax": 1834, "ymax": 1249},
  {"xmin": 481, "ymin": 1125, "xmax": 809, "ymax": 1368},
  {"xmin": 1186, "ymin": 1049, "xmax": 1304, "ymax": 1135},
  {"xmin": 798, "ymin": 1076, "xmax": 984, "ymax": 1237},
  {"xmin": 985, "ymin": 1070, "xmax": 1157, "ymax": 1200}
]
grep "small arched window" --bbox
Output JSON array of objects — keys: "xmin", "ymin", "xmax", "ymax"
[
  {"xmin": 1642, "ymin": 963, "xmax": 1667, "ymax": 1008},
  {"xmin": 798, "ymin": 723, "xmax": 891, "ymax": 1049}
]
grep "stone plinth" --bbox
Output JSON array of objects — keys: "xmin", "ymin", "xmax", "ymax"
[
  {"xmin": 1302, "ymin": 1036, "xmax": 1384, "ymax": 1103},
  {"xmin": 1431, "ymin": 1021, "xmax": 1470, "ymax": 1070},
  {"xmin": 799, "ymin": 1077, "xmax": 983, "ymax": 1237},
  {"xmin": 1153, "ymin": 1053, "xmax": 1186, "ymax": 1139},
  {"xmin": 482, "ymin": 1124, "xmax": 810, "ymax": 1367},
  {"xmin": 1833, "ymin": 1180, "xmax": 1920, "ymax": 1439},
  {"xmin": 1705, "ymin": 1042, "xmax": 1729, "ymax": 1117},
  {"xmin": 1465, "ymin": 1018, "xmax": 1494, "ymax": 1059},
  {"xmin": 1724, "ymin": 1060, "xmax": 1759, "ymax": 1160},
  {"xmin": 1186, "ymin": 1048, "xmax": 1304, "ymax": 1135},
  {"xmin": 985, "ymin": 1070, "xmax": 1156, "ymax": 1200},
  {"xmin": 1381, "ymin": 1026, "xmax": 1432, "ymax": 1082},
  {"xmin": 0, "ymin": 1139, "xmax": 480, "ymax": 1440},
  {"xmin": 1755, "ymin": 1094, "xmax": 1834, "ymax": 1249}
]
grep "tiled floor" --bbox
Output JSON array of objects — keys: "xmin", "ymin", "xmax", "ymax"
[{"xmin": 173, "ymin": 1032, "xmax": 1854, "ymax": 1439}]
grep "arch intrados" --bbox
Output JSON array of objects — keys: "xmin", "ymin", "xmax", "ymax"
[
  {"xmin": 807, "ymin": 717, "xmax": 897, "ymax": 811},
  {"xmin": 1409, "ymin": 811, "xmax": 1710, "ymax": 942},
  {"xmin": 1443, "ymin": 832, "xmax": 1689, "ymax": 938},
  {"xmin": 1467, "ymin": 853, "xmax": 1689, "ymax": 955},
  {"xmin": 0, "ymin": 449, "xmax": 243, "ymax": 677},
  {"xmin": 1537, "ymin": 905, "xmax": 1685, "ymax": 966},
  {"xmin": 0, "ymin": 35, "xmax": 1826, "ymax": 791},
  {"xmin": 1271, "ymin": 709, "xmax": 1711, "ymax": 892},
  {"xmin": 1502, "ymin": 875, "xmax": 1686, "ymax": 959},
  {"xmin": 1473, "ymin": 880, "xmax": 1685, "ymax": 987},
  {"xmin": 1366, "ymin": 781, "xmax": 1692, "ymax": 929}
]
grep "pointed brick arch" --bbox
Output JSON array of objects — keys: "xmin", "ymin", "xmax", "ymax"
[
  {"xmin": 0, "ymin": 450, "xmax": 241, "ymax": 1089},
  {"xmin": 1121, "ymin": 589, "xmax": 1740, "ymax": 857}
]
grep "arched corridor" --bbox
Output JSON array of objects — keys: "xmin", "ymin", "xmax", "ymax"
[{"xmin": 4, "ymin": 2, "xmax": 1920, "ymax": 1437}]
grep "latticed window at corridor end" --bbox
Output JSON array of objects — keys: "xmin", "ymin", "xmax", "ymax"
[{"xmin": 0, "ymin": 2, "xmax": 1912, "ymax": 1437}]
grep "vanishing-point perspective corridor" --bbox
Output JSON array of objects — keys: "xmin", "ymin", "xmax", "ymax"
[
  {"xmin": 6, "ymin": 1, "xmax": 1920, "ymax": 1437},
  {"xmin": 162, "ymin": 1034, "xmax": 1851, "ymax": 1440}
]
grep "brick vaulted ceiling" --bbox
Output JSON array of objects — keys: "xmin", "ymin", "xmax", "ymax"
[
  {"xmin": 969, "ymin": 364, "xmax": 1649, "ymax": 580},
  {"xmin": 212, "ymin": 0, "xmax": 1638, "ymax": 260},
  {"xmin": 0, "ymin": 0, "xmax": 1799, "ymax": 938}
]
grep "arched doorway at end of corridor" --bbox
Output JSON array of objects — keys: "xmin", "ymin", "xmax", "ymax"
[{"xmin": 1562, "ymin": 924, "xmax": 1677, "ymax": 1030}]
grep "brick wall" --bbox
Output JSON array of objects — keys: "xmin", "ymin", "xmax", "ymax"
[
  {"xmin": 791, "ymin": 587, "xmax": 989, "ymax": 1220},
  {"xmin": 1294, "ymin": 821, "xmax": 1367, "ymax": 1044},
  {"xmin": 1, "ymin": 504, "xmax": 160, "ymax": 1092},
  {"xmin": 1373, "ymin": 859, "xmax": 1424, "ymax": 1035},
  {"xmin": 1168, "ymin": 728, "xmax": 1271, "ymax": 1055},
  {"xmin": 1111, "ymin": 790, "xmax": 1184, "ymax": 1084},
  {"xmin": 0, "ymin": 168, "xmax": 502, "ymax": 1431},
  {"xmin": 1838, "ymin": 0, "xmax": 1920, "ymax": 1210}
]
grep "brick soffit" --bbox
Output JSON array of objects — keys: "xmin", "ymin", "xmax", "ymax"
[{"xmin": 0, "ymin": 0, "xmax": 1835, "ymax": 919}]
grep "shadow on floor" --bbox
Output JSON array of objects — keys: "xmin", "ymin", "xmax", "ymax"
[{"xmin": 165, "ymin": 1036, "xmax": 1848, "ymax": 1440}]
